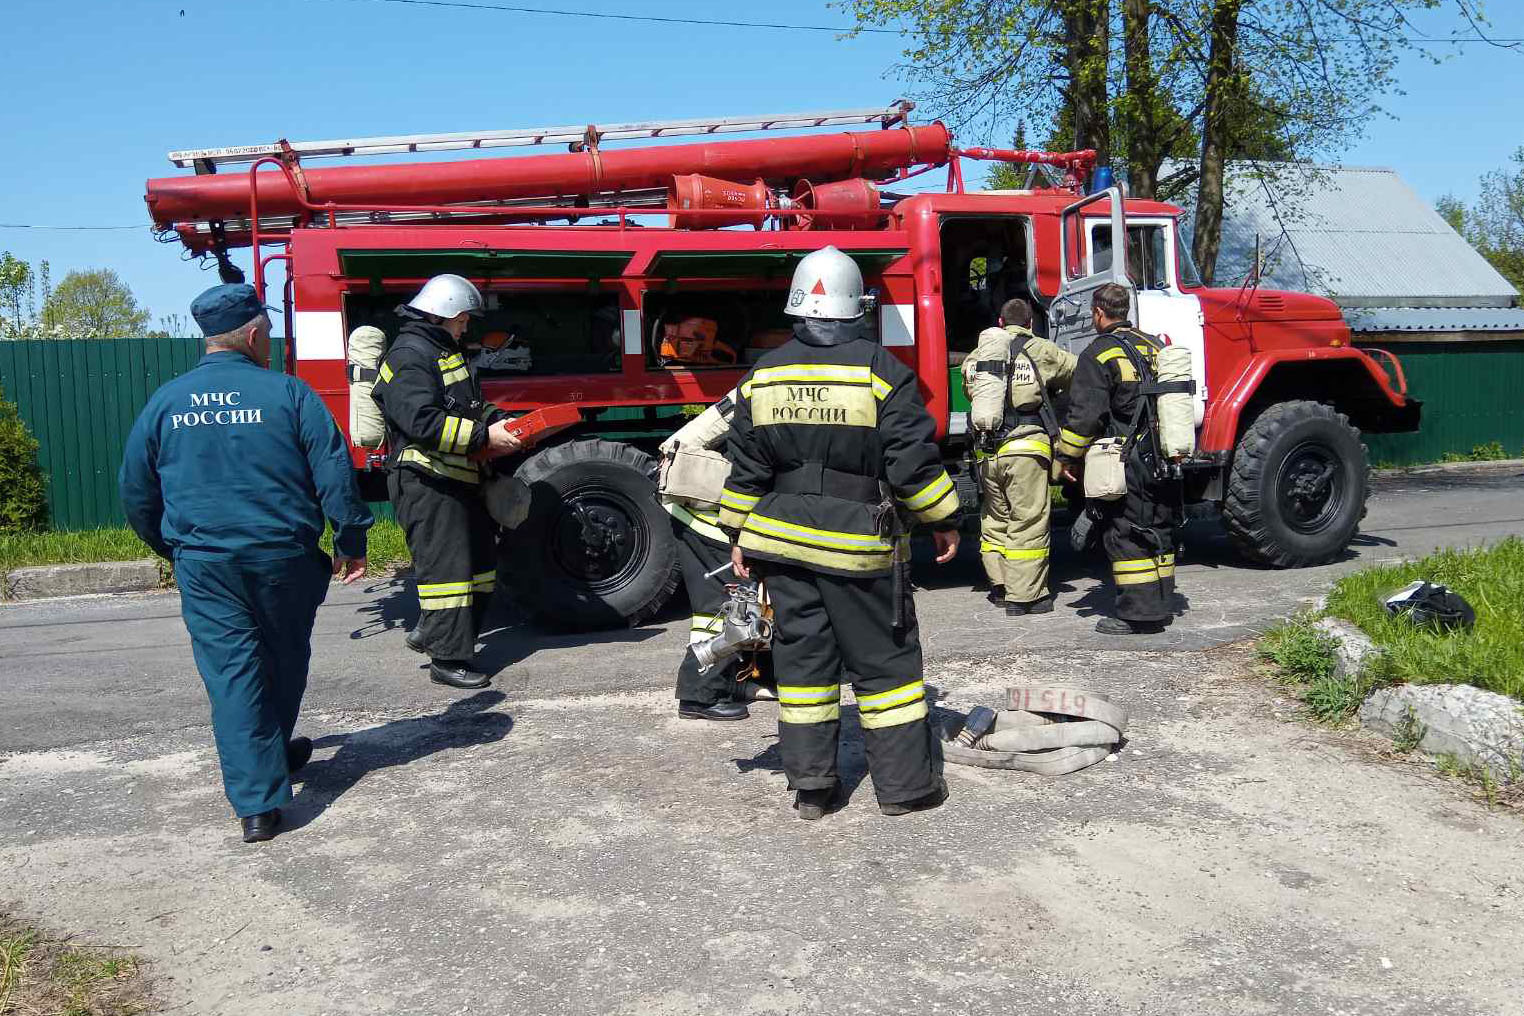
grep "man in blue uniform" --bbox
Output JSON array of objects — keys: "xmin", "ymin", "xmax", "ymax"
[{"xmin": 120, "ymin": 284, "xmax": 374, "ymax": 843}]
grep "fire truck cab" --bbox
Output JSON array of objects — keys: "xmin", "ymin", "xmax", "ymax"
[{"xmin": 145, "ymin": 105, "xmax": 1419, "ymax": 631}]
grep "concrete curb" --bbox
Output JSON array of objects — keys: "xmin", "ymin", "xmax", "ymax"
[
  {"xmin": 1374, "ymin": 458, "xmax": 1524, "ymax": 478},
  {"xmin": 3, "ymin": 559, "xmax": 166, "ymax": 601}
]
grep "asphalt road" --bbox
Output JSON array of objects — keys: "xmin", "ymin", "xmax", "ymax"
[
  {"xmin": 2, "ymin": 463, "xmax": 1522, "ymax": 1016},
  {"xmin": 2, "ymin": 464, "xmax": 1522, "ymax": 753}
]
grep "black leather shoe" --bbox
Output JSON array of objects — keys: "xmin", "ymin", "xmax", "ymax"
[
  {"xmin": 429, "ymin": 660, "xmax": 491, "ymax": 689},
  {"xmin": 794, "ymin": 783, "xmax": 840, "ymax": 821},
  {"xmin": 879, "ymin": 779, "xmax": 948, "ymax": 817},
  {"xmin": 1004, "ymin": 601, "xmax": 1027, "ymax": 617},
  {"xmin": 241, "ymin": 809, "xmax": 281, "ymax": 843},
  {"xmin": 404, "ymin": 631, "xmax": 428, "ymax": 655},
  {"xmin": 1022, "ymin": 597, "xmax": 1055, "ymax": 615},
  {"xmin": 678, "ymin": 700, "xmax": 749, "ymax": 721},
  {"xmin": 1095, "ymin": 616, "xmax": 1166, "ymax": 635},
  {"xmin": 286, "ymin": 736, "xmax": 313, "ymax": 774}
]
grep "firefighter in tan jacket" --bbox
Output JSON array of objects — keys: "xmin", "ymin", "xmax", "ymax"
[{"xmin": 962, "ymin": 298, "xmax": 1077, "ymax": 615}]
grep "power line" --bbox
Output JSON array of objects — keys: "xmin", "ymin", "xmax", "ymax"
[
  {"xmin": 0, "ymin": 223, "xmax": 147, "ymax": 231},
  {"xmin": 298, "ymin": 1, "xmax": 1522, "ymax": 43},
  {"xmin": 304, "ymin": 0, "xmax": 899, "ymax": 33}
]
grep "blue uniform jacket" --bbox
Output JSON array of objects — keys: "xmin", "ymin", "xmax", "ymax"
[{"xmin": 119, "ymin": 351, "xmax": 373, "ymax": 562}]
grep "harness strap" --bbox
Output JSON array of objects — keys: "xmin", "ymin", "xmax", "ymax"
[{"xmin": 774, "ymin": 463, "xmax": 882, "ymax": 503}]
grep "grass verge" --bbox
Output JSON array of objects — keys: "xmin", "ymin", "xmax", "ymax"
[
  {"xmin": 1, "ymin": 518, "xmax": 411, "ymax": 578},
  {"xmin": 1257, "ymin": 614, "xmax": 1387, "ymax": 723},
  {"xmin": 0, "ymin": 910, "xmax": 157, "ymax": 1015},
  {"xmin": 1324, "ymin": 537, "xmax": 1524, "ymax": 702}
]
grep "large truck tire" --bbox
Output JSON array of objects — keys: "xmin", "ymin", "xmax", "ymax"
[
  {"xmin": 1222, "ymin": 400, "xmax": 1369, "ymax": 568},
  {"xmin": 500, "ymin": 438, "xmax": 679, "ymax": 631}
]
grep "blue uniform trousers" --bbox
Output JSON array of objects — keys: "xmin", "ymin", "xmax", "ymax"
[{"xmin": 175, "ymin": 551, "xmax": 331, "ymax": 817}]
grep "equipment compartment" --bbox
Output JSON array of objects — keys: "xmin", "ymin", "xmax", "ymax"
[{"xmin": 642, "ymin": 288, "xmax": 795, "ymax": 369}]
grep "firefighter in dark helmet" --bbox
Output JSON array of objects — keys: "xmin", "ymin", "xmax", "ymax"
[
  {"xmin": 1054, "ymin": 283, "xmax": 1182, "ymax": 634},
  {"xmin": 720, "ymin": 246, "xmax": 962, "ymax": 820},
  {"xmin": 372, "ymin": 274, "xmax": 524, "ymax": 688}
]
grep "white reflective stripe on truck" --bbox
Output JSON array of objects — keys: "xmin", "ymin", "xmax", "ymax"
[
  {"xmin": 293, "ymin": 310, "xmax": 345, "ymax": 361},
  {"xmin": 881, "ymin": 304, "xmax": 915, "ymax": 347}
]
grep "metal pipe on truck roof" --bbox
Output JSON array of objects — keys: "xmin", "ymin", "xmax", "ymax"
[{"xmin": 144, "ymin": 124, "xmax": 953, "ymax": 229}]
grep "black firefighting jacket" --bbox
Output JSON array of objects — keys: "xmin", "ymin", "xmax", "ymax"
[
  {"xmin": 372, "ymin": 316, "xmax": 508, "ymax": 486},
  {"xmin": 718, "ymin": 321, "xmax": 960, "ymax": 577},
  {"xmin": 1054, "ymin": 322, "xmax": 1165, "ymax": 463}
]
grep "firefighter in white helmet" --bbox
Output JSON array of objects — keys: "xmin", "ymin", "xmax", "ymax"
[
  {"xmin": 372, "ymin": 274, "xmax": 524, "ymax": 688},
  {"xmin": 720, "ymin": 246, "xmax": 962, "ymax": 820}
]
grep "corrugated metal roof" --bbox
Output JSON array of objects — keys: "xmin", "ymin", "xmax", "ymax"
[
  {"xmin": 1176, "ymin": 162, "xmax": 1521, "ymax": 309},
  {"xmin": 1344, "ymin": 306, "xmax": 1524, "ymax": 333}
]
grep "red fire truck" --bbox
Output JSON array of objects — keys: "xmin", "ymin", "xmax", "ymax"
[{"xmin": 144, "ymin": 103, "xmax": 1419, "ymax": 630}]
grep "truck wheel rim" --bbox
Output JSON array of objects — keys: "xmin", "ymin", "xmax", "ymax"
[
  {"xmin": 1276, "ymin": 440, "xmax": 1344, "ymax": 534},
  {"xmin": 549, "ymin": 484, "xmax": 648, "ymax": 591}
]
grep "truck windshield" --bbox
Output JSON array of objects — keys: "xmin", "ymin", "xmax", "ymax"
[{"xmin": 1092, "ymin": 224, "xmax": 1171, "ymax": 290}]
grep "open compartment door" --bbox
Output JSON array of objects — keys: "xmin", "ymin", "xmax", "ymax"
[{"xmin": 1048, "ymin": 187, "xmax": 1134, "ymax": 355}]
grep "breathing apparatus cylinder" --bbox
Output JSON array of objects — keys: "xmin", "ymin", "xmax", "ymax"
[
  {"xmin": 346, "ymin": 325, "xmax": 388, "ymax": 449},
  {"xmin": 966, "ymin": 327, "xmax": 1015, "ymax": 434},
  {"xmin": 1154, "ymin": 344, "xmax": 1196, "ymax": 459}
]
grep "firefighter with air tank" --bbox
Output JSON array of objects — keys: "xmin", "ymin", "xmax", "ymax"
[
  {"xmin": 719, "ymin": 246, "xmax": 961, "ymax": 821},
  {"xmin": 372, "ymin": 274, "xmax": 525, "ymax": 688},
  {"xmin": 961, "ymin": 297, "xmax": 1077, "ymax": 616},
  {"xmin": 1055, "ymin": 283, "xmax": 1190, "ymax": 635}
]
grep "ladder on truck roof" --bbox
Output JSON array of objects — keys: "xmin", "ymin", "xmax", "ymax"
[{"xmin": 168, "ymin": 102, "xmax": 916, "ymax": 172}]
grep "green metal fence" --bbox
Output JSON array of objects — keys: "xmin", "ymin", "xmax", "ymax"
[
  {"xmin": 0, "ymin": 338, "xmax": 210, "ymax": 530},
  {"xmin": 1358, "ymin": 340, "xmax": 1524, "ymax": 466}
]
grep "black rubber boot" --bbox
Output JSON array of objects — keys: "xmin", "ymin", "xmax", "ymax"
[
  {"xmin": 1005, "ymin": 601, "xmax": 1028, "ymax": 617},
  {"xmin": 879, "ymin": 779, "xmax": 948, "ymax": 817},
  {"xmin": 1021, "ymin": 597, "xmax": 1055, "ymax": 615},
  {"xmin": 793, "ymin": 784, "xmax": 840, "ymax": 821},
  {"xmin": 1094, "ymin": 617, "xmax": 1166, "ymax": 635},
  {"xmin": 984, "ymin": 585, "xmax": 1006, "ymax": 605},
  {"xmin": 404, "ymin": 631, "xmax": 428, "ymax": 655},
  {"xmin": 429, "ymin": 660, "xmax": 491, "ymax": 689},
  {"xmin": 678, "ymin": 700, "xmax": 749, "ymax": 721}
]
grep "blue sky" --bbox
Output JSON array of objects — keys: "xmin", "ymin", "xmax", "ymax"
[{"xmin": 1, "ymin": 0, "xmax": 1520, "ymax": 329}]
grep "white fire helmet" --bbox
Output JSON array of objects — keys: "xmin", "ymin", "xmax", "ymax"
[
  {"xmin": 785, "ymin": 246, "xmax": 866, "ymax": 320},
  {"xmin": 407, "ymin": 274, "xmax": 484, "ymax": 320}
]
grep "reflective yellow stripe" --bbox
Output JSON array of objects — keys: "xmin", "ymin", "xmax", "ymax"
[
  {"xmin": 1114, "ymin": 570, "xmax": 1159, "ymax": 586},
  {"xmin": 719, "ymin": 488, "xmax": 760, "ymax": 512},
  {"xmin": 439, "ymin": 416, "xmax": 460, "ymax": 453},
  {"xmin": 1156, "ymin": 554, "xmax": 1176, "ymax": 578},
  {"xmin": 1059, "ymin": 428, "xmax": 1093, "ymax": 449},
  {"xmin": 419, "ymin": 580, "xmax": 473, "ymax": 596},
  {"xmin": 1003, "ymin": 546, "xmax": 1048, "ymax": 560},
  {"xmin": 1096, "ymin": 347, "xmax": 1126, "ymax": 364},
  {"xmin": 666, "ymin": 502, "xmax": 729, "ymax": 543},
  {"xmin": 378, "ymin": 362, "xmax": 394, "ymax": 382},
  {"xmin": 777, "ymin": 684, "xmax": 842, "ymax": 704},
  {"xmin": 1112, "ymin": 558, "xmax": 1157, "ymax": 573},
  {"xmin": 856, "ymin": 679, "xmax": 924, "ymax": 713},
  {"xmin": 419, "ymin": 594, "xmax": 472, "ymax": 610},
  {"xmin": 472, "ymin": 570, "xmax": 496, "ymax": 591},
  {"xmin": 690, "ymin": 613, "xmax": 725, "ymax": 644},
  {"xmin": 438, "ymin": 353, "xmax": 465, "ymax": 371},
  {"xmin": 441, "ymin": 367, "xmax": 470, "ymax": 385},
  {"xmin": 998, "ymin": 436, "xmax": 1052, "ymax": 458},
  {"xmin": 779, "ymin": 702, "xmax": 841, "ymax": 724},
  {"xmin": 901, "ymin": 472, "xmax": 953, "ymax": 512},
  {"xmin": 912, "ymin": 485, "xmax": 959, "ymax": 524},
  {"xmin": 742, "ymin": 512, "xmax": 891, "ymax": 552},
  {"xmin": 742, "ymin": 365, "xmax": 893, "ymax": 401},
  {"xmin": 399, "ymin": 447, "xmax": 480, "ymax": 484},
  {"xmin": 717, "ymin": 506, "xmax": 750, "ymax": 532},
  {"xmin": 737, "ymin": 529, "xmax": 896, "ymax": 573},
  {"xmin": 455, "ymin": 417, "xmax": 476, "ymax": 454},
  {"xmin": 858, "ymin": 698, "xmax": 929, "ymax": 730},
  {"xmin": 980, "ymin": 539, "xmax": 1001, "ymax": 555}
]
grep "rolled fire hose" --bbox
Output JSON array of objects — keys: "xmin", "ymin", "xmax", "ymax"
[{"xmin": 942, "ymin": 687, "xmax": 1128, "ymax": 775}]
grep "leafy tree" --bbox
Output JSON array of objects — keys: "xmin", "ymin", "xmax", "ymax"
[
  {"xmin": 0, "ymin": 381, "xmax": 48, "ymax": 533},
  {"xmin": 0, "ymin": 252, "xmax": 32, "ymax": 330},
  {"xmin": 41, "ymin": 269, "xmax": 150, "ymax": 338},
  {"xmin": 840, "ymin": 0, "xmax": 1505, "ymax": 284},
  {"xmin": 1438, "ymin": 149, "xmax": 1524, "ymax": 294}
]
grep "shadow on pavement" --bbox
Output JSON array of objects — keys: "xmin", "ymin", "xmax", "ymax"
[{"xmin": 285, "ymin": 690, "xmax": 513, "ymax": 832}]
